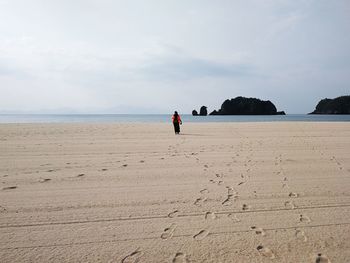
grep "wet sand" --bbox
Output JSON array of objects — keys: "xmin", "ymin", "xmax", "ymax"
[{"xmin": 0, "ymin": 122, "xmax": 349, "ymax": 262}]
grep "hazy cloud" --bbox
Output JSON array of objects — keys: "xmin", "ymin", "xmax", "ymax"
[{"xmin": 0, "ymin": 0, "xmax": 349, "ymax": 114}]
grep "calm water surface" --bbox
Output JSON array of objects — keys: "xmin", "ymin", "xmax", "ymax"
[{"xmin": 0, "ymin": 114, "xmax": 350, "ymax": 123}]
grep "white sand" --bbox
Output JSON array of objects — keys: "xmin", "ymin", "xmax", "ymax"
[{"xmin": 0, "ymin": 122, "xmax": 349, "ymax": 262}]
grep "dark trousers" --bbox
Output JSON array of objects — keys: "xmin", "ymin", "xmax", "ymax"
[{"xmin": 173, "ymin": 122, "xmax": 180, "ymax": 134}]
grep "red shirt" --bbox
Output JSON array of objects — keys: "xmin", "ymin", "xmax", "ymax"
[{"xmin": 172, "ymin": 115, "xmax": 182, "ymax": 123}]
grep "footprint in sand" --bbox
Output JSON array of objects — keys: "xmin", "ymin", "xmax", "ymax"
[
  {"xmin": 2, "ymin": 186, "xmax": 17, "ymax": 190},
  {"xmin": 257, "ymin": 245, "xmax": 275, "ymax": 259},
  {"xmin": 121, "ymin": 249, "xmax": 142, "ymax": 263},
  {"xmin": 299, "ymin": 214, "xmax": 311, "ymax": 223},
  {"xmin": 200, "ymin": 188, "xmax": 209, "ymax": 194},
  {"xmin": 205, "ymin": 212, "xmax": 216, "ymax": 220},
  {"xmin": 242, "ymin": 204, "xmax": 251, "ymax": 211},
  {"xmin": 284, "ymin": 201, "xmax": 296, "ymax": 209},
  {"xmin": 222, "ymin": 196, "xmax": 232, "ymax": 206},
  {"xmin": 251, "ymin": 226, "xmax": 266, "ymax": 236},
  {"xmin": 194, "ymin": 197, "xmax": 207, "ymax": 206},
  {"xmin": 226, "ymin": 187, "xmax": 236, "ymax": 195},
  {"xmin": 222, "ymin": 193, "xmax": 238, "ymax": 206},
  {"xmin": 168, "ymin": 210, "xmax": 179, "ymax": 218},
  {"xmin": 161, "ymin": 224, "xmax": 177, "ymax": 239},
  {"xmin": 313, "ymin": 253, "xmax": 331, "ymax": 263},
  {"xmin": 289, "ymin": 192, "xmax": 299, "ymax": 198},
  {"xmin": 39, "ymin": 178, "xmax": 51, "ymax": 183},
  {"xmin": 193, "ymin": 229, "xmax": 209, "ymax": 240},
  {"xmin": 295, "ymin": 229, "xmax": 308, "ymax": 242},
  {"xmin": 228, "ymin": 213, "xmax": 241, "ymax": 222},
  {"xmin": 172, "ymin": 252, "xmax": 188, "ymax": 263}
]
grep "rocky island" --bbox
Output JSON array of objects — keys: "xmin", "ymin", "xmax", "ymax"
[
  {"xmin": 207, "ymin": 96, "xmax": 285, "ymax": 115},
  {"xmin": 310, "ymin": 95, "xmax": 350, "ymax": 114},
  {"xmin": 192, "ymin": 106, "xmax": 208, "ymax": 116}
]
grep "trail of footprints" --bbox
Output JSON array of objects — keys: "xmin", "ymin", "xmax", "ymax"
[
  {"xmin": 274, "ymin": 152, "xmax": 313, "ymax": 242},
  {"xmin": 2, "ymin": 158, "xmax": 135, "ymax": 191},
  {"xmin": 301, "ymin": 129, "xmax": 344, "ymax": 173},
  {"xmin": 121, "ymin": 145, "xmax": 325, "ymax": 262}
]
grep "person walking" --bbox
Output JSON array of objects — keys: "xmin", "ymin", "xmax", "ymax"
[{"xmin": 172, "ymin": 111, "xmax": 182, "ymax": 134}]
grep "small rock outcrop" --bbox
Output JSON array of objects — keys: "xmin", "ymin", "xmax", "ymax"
[
  {"xmin": 310, "ymin": 95, "xmax": 350, "ymax": 114},
  {"xmin": 199, "ymin": 106, "xmax": 208, "ymax": 116},
  {"xmin": 209, "ymin": 96, "xmax": 284, "ymax": 115},
  {"xmin": 192, "ymin": 106, "xmax": 208, "ymax": 116}
]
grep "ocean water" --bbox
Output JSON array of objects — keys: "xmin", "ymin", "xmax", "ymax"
[{"xmin": 0, "ymin": 114, "xmax": 350, "ymax": 123}]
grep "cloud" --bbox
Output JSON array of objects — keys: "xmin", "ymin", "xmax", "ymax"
[
  {"xmin": 0, "ymin": 0, "xmax": 349, "ymax": 114},
  {"xmin": 266, "ymin": 12, "xmax": 305, "ymax": 40},
  {"xmin": 132, "ymin": 54, "xmax": 254, "ymax": 82}
]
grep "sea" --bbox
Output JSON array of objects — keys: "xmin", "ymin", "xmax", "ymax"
[{"xmin": 0, "ymin": 114, "xmax": 350, "ymax": 123}]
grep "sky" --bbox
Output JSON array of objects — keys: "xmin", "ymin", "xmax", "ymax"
[{"xmin": 0, "ymin": 0, "xmax": 349, "ymax": 114}]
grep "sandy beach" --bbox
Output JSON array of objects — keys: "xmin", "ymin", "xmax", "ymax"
[{"xmin": 0, "ymin": 122, "xmax": 349, "ymax": 262}]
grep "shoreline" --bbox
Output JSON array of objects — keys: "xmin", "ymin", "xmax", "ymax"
[{"xmin": 1, "ymin": 113, "xmax": 350, "ymax": 124}]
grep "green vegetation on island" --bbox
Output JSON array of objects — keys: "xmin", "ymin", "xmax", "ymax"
[
  {"xmin": 193, "ymin": 96, "xmax": 285, "ymax": 116},
  {"xmin": 310, "ymin": 96, "xmax": 350, "ymax": 114}
]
